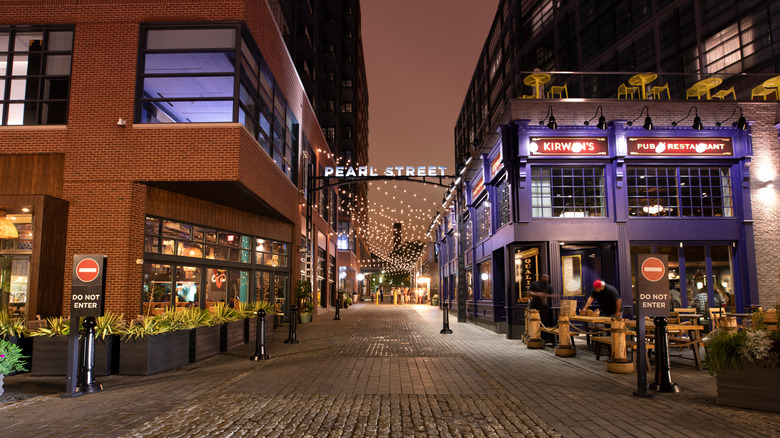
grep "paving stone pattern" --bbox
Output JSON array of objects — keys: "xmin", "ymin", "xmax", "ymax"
[{"xmin": 1, "ymin": 303, "xmax": 779, "ymax": 437}]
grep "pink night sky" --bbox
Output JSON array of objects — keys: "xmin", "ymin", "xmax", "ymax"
[{"xmin": 360, "ymin": 0, "xmax": 499, "ymax": 254}]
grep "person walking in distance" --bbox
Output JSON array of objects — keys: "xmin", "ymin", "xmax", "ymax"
[
  {"xmin": 529, "ymin": 274, "xmax": 555, "ymax": 343},
  {"xmin": 581, "ymin": 280, "xmax": 622, "ymax": 318}
]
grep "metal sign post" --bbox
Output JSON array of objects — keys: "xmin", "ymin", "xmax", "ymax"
[
  {"xmin": 64, "ymin": 254, "xmax": 107, "ymax": 397},
  {"xmin": 633, "ymin": 254, "xmax": 670, "ymax": 398}
]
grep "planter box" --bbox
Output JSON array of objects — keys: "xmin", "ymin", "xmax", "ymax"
[
  {"xmin": 245, "ymin": 314, "xmax": 276, "ymax": 344},
  {"xmin": 220, "ymin": 320, "xmax": 246, "ymax": 351},
  {"xmin": 189, "ymin": 325, "xmax": 220, "ymax": 362},
  {"xmin": 31, "ymin": 335, "xmax": 118, "ymax": 376},
  {"xmin": 119, "ymin": 330, "xmax": 190, "ymax": 375},
  {"xmin": 717, "ymin": 363, "xmax": 780, "ymax": 412}
]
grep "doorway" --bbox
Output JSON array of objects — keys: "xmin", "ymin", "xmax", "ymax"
[{"xmin": 559, "ymin": 242, "xmax": 617, "ymax": 299}]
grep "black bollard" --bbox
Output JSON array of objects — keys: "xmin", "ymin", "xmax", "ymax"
[
  {"xmin": 285, "ymin": 305, "xmax": 299, "ymax": 344},
  {"xmin": 76, "ymin": 316, "xmax": 103, "ymax": 394},
  {"xmin": 251, "ymin": 309, "xmax": 270, "ymax": 360},
  {"xmin": 334, "ymin": 298, "xmax": 341, "ymax": 320},
  {"xmin": 649, "ymin": 316, "xmax": 680, "ymax": 393},
  {"xmin": 440, "ymin": 300, "xmax": 452, "ymax": 334}
]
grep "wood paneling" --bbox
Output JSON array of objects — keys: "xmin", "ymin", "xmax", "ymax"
[
  {"xmin": 0, "ymin": 155, "xmax": 64, "ymax": 197},
  {"xmin": 146, "ymin": 186, "xmax": 294, "ymax": 243}
]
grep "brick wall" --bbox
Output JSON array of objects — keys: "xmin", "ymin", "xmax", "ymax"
[{"xmin": 0, "ymin": 1, "xmax": 335, "ymax": 317}]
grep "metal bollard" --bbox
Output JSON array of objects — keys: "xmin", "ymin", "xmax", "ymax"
[
  {"xmin": 76, "ymin": 316, "xmax": 103, "ymax": 394},
  {"xmin": 649, "ymin": 317, "xmax": 680, "ymax": 392},
  {"xmin": 251, "ymin": 309, "xmax": 270, "ymax": 360},
  {"xmin": 334, "ymin": 298, "xmax": 341, "ymax": 320},
  {"xmin": 285, "ymin": 305, "xmax": 299, "ymax": 344},
  {"xmin": 440, "ymin": 300, "xmax": 452, "ymax": 334}
]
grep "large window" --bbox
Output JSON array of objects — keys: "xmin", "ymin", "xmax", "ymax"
[
  {"xmin": 137, "ymin": 25, "xmax": 298, "ymax": 182},
  {"xmin": 474, "ymin": 196, "xmax": 491, "ymax": 242},
  {"xmin": 478, "ymin": 260, "xmax": 492, "ymax": 300},
  {"xmin": 627, "ymin": 166, "xmax": 732, "ymax": 217},
  {"xmin": 0, "ymin": 27, "xmax": 73, "ymax": 125},
  {"xmin": 495, "ymin": 176, "xmax": 510, "ymax": 228},
  {"xmin": 531, "ymin": 167, "xmax": 606, "ymax": 218}
]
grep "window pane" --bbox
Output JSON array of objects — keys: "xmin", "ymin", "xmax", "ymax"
[
  {"xmin": 46, "ymin": 31, "xmax": 73, "ymax": 51},
  {"xmin": 144, "ymin": 52, "xmax": 235, "ymax": 74},
  {"xmin": 143, "ymin": 76, "xmax": 234, "ymax": 99},
  {"xmin": 146, "ymin": 28, "xmax": 236, "ymax": 50},
  {"xmin": 44, "ymin": 54, "xmax": 71, "ymax": 75},
  {"xmin": 43, "ymin": 78, "xmax": 69, "ymax": 99},
  {"xmin": 41, "ymin": 101, "xmax": 67, "ymax": 124},
  {"xmin": 0, "ymin": 33, "xmax": 9, "ymax": 51},
  {"xmin": 175, "ymin": 266, "xmax": 200, "ymax": 305},
  {"xmin": 14, "ymin": 33, "xmax": 43, "ymax": 51},
  {"xmin": 140, "ymin": 99, "xmax": 233, "ymax": 123}
]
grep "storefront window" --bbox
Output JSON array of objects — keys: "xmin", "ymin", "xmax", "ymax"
[
  {"xmin": 464, "ymin": 213, "xmax": 472, "ymax": 250},
  {"xmin": 256, "ymin": 271, "xmax": 271, "ymax": 303},
  {"xmin": 175, "ymin": 266, "xmax": 200, "ymax": 307},
  {"xmin": 495, "ymin": 176, "xmax": 510, "ymax": 228},
  {"xmin": 475, "ymin": 196, "xmax": 491, "ymax": 242},
  {"xmin": 657, "ymin": 245, "xmax": 681, "ymax": 308},
  {"xmin": 1, "ymin": 213, "xmax": 33, "ymax": 316},
  {"xmin": 142, "ymin": 263, "xmax": 172, "ymax": 315},
  {"xmin": 146, "ymin": 217, "xmax": 252, "ymax": 264},
  {"xmin": 684, "ymin": 246, "xmax": 708, "ymax": 313},
  {"xmin": 711, "ymin": 245, "xmax": 734, "ymax": 313},
  {"xmin": 204, "ymin": 268, "xmax": 227, "ymax": 304},
  {"xmin": 478, "ymin": 260, "xmax": 492, "ymax": 300},
  {"xmin": 466, "ymin": 269, "xmax": 473, "ymax": 300},
  {"xmin": 531, "ymin": 167, "xmax": 606, "ymax": 218},
  {"xmin": 627, "ymin": 166, "xmax": 732, "ymax": 217}
]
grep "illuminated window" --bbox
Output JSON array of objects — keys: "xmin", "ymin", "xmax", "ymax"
[
  {"xmin": 531, "ymin": 167, "xmax": 606, "ymax": 218},
  {"xmin": 495, "ymin": 177, "xmax": 510, "ymax": 228},
  {"xmin": 627, "ymin": 167, "xmax": 733, "ymax": 217},
  {"xmin": 474, "ymin": 196, "xmax": 491, "ymax": 242},
  {"xmin": 1, "ymin": 27, "xmax": 73, "ymax": 125}
]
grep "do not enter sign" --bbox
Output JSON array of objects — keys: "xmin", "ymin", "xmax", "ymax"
[
  {"xmin": 640, "ymin": 257, "xmax": 666, "ymax": 282},
  {"xmin": 76, "ymin": 258, "xmax": 100, "ymax": 283}
]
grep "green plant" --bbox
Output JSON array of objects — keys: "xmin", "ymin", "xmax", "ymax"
[
  {"xmin": 0, "ymin": 338, "xmax": 28, "ymax": 375},
  {"xmin": 121, "ymin": 317, "xmax": 170, "ymax": 340},
  {"xmin": 300, "ymin": 301, "xmax": 314, "ymax": 314},
  {"xmin": 209, "ymin": 302, "xmax": 240, "ymax": 324},
  {"xmin": 233, "ymin": 300, "xmax": 255, "ymax": 318},
  {"xmin": 295, "ymin": 280, "xmax": 313, "ymax": 301},
  {"xmin": 344, "ymin": 295, "xmax": 353, "ymax": 305},
  {"xmin": 0, "ymin": 310, "xmax": 29, "ymax": 338},
  {"xmin": 178, "ymin": 308, "xmax": 213, "ymax": 329},
  {"xmin": 251, "ymin": 300, "xmax": 275, "ymax": 315},
  {"xmin": 30, "ymin": 317, "xmax": 70, "ymax": 337},
  {"xmin": 703, "ymin": 329, "xmax": 746, "ymax": 375},
  {"xmin": 95, "ymin": 312, "xmax": 126, "ymax": 340}
]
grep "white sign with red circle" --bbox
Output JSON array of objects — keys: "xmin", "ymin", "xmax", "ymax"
[
  {"xmin": 640, "ymin": 257, "xmax": 665, "ymax": 282},
  {"xmin": 76, "ymin": 258, "xmax": 100, "ymax": 283}
]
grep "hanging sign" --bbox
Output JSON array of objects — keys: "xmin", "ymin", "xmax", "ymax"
[
  {"xmin": 323, "ymin": 165, "xmax": 447, "ymax": 177},
  {"xmin": 529, "ymin": 137, "xmax": 608, "ymax": 156},
  {"xmin": 470, "ymin": 172, "xmax": 485, "ymax": 201},
  {"xmin": 489, "ymin": 148, "xmax": 503, "ymax": 179},
  {"xmin": 627, "ymin": 138, "xmax": 733, "ymax": 156}
]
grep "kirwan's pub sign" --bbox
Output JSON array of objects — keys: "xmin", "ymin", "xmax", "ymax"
[
  {"xmin": 529, "ymin": 137, "xmax": 608, "ymax": 156},
  {"xmin": 627, "ymin": 138, "xmax": 733, "ymax": 156}
]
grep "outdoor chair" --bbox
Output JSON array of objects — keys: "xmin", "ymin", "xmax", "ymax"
[
  {"xmin": 750, "ymin": 85, "xmax": 776, "ymax": 100},
  {"xmin": 546, "ymin": 83, "xmax": 568, "ymax": 99},
  {"xmin": 650, "ymin": 83, "xmax": 670, "ymax": 99},
  {"xmin": 712, "ymin": 86, "xmax": 736, "ymax": 100},
  {"xmin": 686, "ymin": 84, "xmax": 707, "ymax": 99},
  {"xmin": 617, "ymin": 83, "xmax": 638, "ymax": 99}
]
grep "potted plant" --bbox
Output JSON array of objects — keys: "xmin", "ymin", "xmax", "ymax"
[
  {"xmin": 174, "ymin": 308, "xmax": 219, "ymax": 363},
  {"xmin": 210, "ymin": 303, "xmax": 245, "ymax": 351},
  {"xmin": 29, "ymin": 317, "xmax": 70, "ymax": 376},
  {"xmin": 703, "ymin": 307, "xmax": 779, "ymax": 412},
  {"xmin": 431, "ymin": 294, "xmax": 439, "ymax": 306},
  {"xmin": 343, "ymin": 295, "xmax": 353, "ymax": 308},
  {"xmin": 295, "ymin": 280, "xmax": 314, "ymax": 324},
  {"xmin": 0, "ymin": 338, "xmax": 28, "ymax": 396},
  {"xmin": 299, "ymin": 301, "xmax": 314, "ymax": 324},
  {"xmin": 119, "ymin": 313, "xmax": 190, "ymax": 375}
]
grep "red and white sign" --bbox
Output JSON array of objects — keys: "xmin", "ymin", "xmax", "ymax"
[
  {"xmin": 529, "ymin": 137, "xmax": 608, "ymax": 156},
  {"xmin": 640, "ymin": 257, "xmax": 666, "ymax": 282},
  {"xmin": 627, "ymin": 138, "xmax": 733, "ymax": 156},
  {"xmin": 471, "ymin": 172, "xmax": 485, "ymax": 201},
  {"xmin": 76, "ymin": 258, "xmax": 100, "ymax": 283}
]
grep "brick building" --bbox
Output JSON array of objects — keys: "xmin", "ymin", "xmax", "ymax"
[{"xmin": 0, "ymin": 0, "xmax": 338, "ymax": 319}]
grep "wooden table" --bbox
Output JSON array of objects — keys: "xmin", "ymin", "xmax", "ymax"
[
  {"xmin": 524, "ymin": 73, "xmax": 551, "ymax": 99},
  {"xmin": 677, "ymin": 313, "xmax": 702, "ymax": 323},
  {"xmin": 628, "ymin": 73, "xmax": 657, "ymax": 99},
  {"xmin": 691, "ymin": 77, "xmax": 723, "ymax": 99}
]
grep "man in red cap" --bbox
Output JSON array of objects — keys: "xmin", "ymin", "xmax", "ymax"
[{"xmin": 581, "ymin": 280, "xmax": 622, "ymax": 317}]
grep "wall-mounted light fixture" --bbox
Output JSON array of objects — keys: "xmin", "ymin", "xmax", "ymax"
[
  {"xmin": 716, "ymin": 106, "xmax": 748, "ymax": 130},
  {"xmin": 672, "ymin": 106, "xmax": 702, "ymax": 130},
  {"xmin": 0, "ymin": 211, "xmax": 19, "ymax": 239},
  {"xmin": 626, "ymin": 106, "xmax": 653, "ymax": 130},
  {"xmin": 584, "ymin": 105, "xmax": 607, "ymax": 130},
  {"xmin": 538, "ymin": 106, "xmax": 557, "ymax": 129}
]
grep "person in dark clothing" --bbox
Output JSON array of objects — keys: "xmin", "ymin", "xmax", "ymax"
[
  {"xmin": 529, "ymin": 274, "xmax": 555, "ymax": 343},
  {"xmin": 582, "ymin": 280, "xmax": 622, "ymax": 317}
]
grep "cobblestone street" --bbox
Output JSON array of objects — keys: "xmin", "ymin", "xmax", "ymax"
[{"xmin": 2, "ymin": 303, "xmax": 779, "ymax": 437}]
